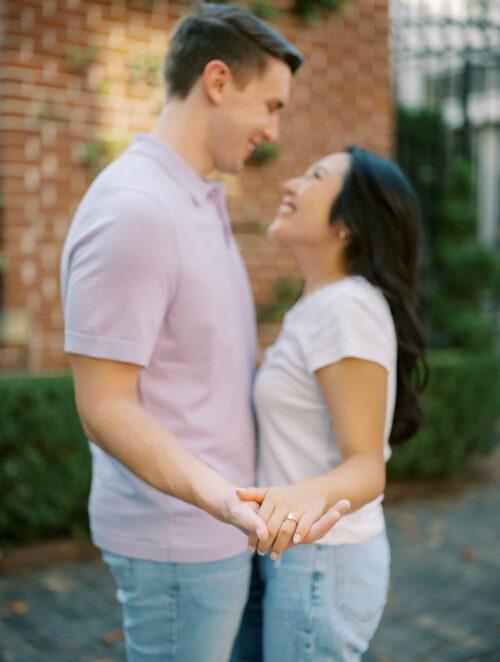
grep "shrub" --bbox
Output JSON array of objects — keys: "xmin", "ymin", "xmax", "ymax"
[
  {"xmin": 256, "ymin": 279, "xmax": 302, "ymax": 323},
  {"xmin": 429, "ymin": 160, "xmax": 500, "ymax": 351},
  {"xmin": 388, "ymin": 351, "xmax": 500, "ymax": 479},
  {"xmin": 0, "ymin": 375, "xmax": 90, "ymax": 548},
  {"xmin": 65, "ymin": 44, "xmax": 98, "ymax": 74},
  {"xmin": 81, "ymin": 138, "xmax": 127, "ymax": 176},
  {"xmin": 396, "ymin": 107, "xmax": 499, "ymax": 478},
  {"xmin": 246, "ymin": 140, "xmax": 282, "ymax": 165}
]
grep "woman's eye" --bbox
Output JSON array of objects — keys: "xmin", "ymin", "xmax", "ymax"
[{"xmin": 312, "ymin": 171, "xmax": 322, "ymax": 180}]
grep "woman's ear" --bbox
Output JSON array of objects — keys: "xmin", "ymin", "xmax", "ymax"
[{"xmin": 333, "ymin": 219, "xmax": 351, "ymax": 241}]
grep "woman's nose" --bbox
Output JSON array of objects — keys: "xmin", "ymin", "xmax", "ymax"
[{"xmin": 282, "ymin": 177, "xmax": 300, "ymax": 194}]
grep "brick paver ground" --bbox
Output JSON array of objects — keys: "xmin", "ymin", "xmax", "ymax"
[{"xmin": 1, "ymin": 477, "xmax": 499, "ymax": 661}]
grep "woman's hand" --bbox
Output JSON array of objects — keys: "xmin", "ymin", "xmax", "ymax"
[{"xmin": 237, "ymin": 482, "xmax": 350, "ymax": 558}]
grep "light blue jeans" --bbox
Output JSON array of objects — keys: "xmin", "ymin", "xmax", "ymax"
[
  {"xmin": 231, "ymin": 530, "xmax": 390, "ymax": 662},
  {"xmin": 102, "ymin": 550, "xmax": 252, "ymax": 662}
]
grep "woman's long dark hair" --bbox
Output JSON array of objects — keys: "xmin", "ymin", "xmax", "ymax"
[{"xmin": 330, "ymin": 146, "xmax": 428, "ymax": 445}]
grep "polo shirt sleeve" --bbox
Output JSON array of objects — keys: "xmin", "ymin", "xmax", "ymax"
[
  {"xmin": 63, "ymin": 189, "xmax": 179, "ymax": 367},
  {"xmin": 303, "ymin": 290, "xmax": 395, "ymax": 375}
]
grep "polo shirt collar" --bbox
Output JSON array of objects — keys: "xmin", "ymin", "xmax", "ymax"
[{"xmin": 130, "ymin": 134, "xmax": 222, "ymax": 207}]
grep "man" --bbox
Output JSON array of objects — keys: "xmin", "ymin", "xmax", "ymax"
[{"xmin": 61, "ymin": 4, "xmax": 346, "ymax": 660}]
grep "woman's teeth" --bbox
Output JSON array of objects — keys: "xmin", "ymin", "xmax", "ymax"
[{"xmin": 279, "ymin": 198, "xmax": 295, "ymax": 216}]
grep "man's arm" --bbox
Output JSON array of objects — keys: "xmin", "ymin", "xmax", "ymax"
[{"xmin": 70, "ymin": 354, "xmax": 268, "ymax": 541}]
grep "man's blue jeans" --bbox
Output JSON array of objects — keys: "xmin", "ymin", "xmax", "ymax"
[{"xmin": 102, "ymin": 550, "xmax": 252, "ymax": 662}]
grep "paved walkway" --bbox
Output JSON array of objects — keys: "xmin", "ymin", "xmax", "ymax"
[{"xmin": 1, "ymin": 475, "xmax": 499, "ymax": 661}]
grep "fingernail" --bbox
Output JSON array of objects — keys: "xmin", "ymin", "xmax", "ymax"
[
  {"xmin": 248, "ymin": 545, "xmax": 256, "ymax": 552},
  {"xmin": 270, "ymin": 552, "xmax": 278, "ymax": 561},
  {"xmin": 293, "ymin": 534, "xmax": 301, "ymax": 544},
  {"xmin": 257, "ymin": 550, "xmax": 266, "ymax": 557}
]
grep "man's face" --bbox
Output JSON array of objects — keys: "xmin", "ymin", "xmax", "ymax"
[{"xmin": 209, "ymin": 57, "xmax": 292, "ymax": 174}]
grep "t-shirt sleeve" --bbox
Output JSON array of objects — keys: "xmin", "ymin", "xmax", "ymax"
[
  {"xmin": 62, "ymin": 189, "xmax": 179, "ymax": 367},
  {"xmin": 303, "ymin": 290, "xmax": 395, "ymax": 375}
]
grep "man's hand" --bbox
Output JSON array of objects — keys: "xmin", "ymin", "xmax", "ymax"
[
  {"xmin": 222, "ymin": 489, "xmax": 269, "ymax": 543},
  {"xmin": 237, "ymin": 483, "xmax": 350, "ymax": 558}
]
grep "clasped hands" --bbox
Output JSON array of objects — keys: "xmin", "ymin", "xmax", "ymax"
[{"xmin": 231, "ymin": 480, "xmax": 350, "ymax": 560}]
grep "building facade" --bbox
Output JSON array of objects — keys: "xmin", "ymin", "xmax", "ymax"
[
  {"xmin": 0, "ymin": 0, "xmax": 392, "ymax": 372},
  {"xmin": 392, "ymin": 0, "xmax": 500, "ymax": 247}
]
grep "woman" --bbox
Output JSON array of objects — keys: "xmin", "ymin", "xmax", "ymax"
[{"xmin": 232, "ymin": 146, "xmax": 427, "ymax": 661}]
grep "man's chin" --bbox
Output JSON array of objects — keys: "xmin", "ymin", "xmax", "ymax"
[{"xmin": 216, "ymin": 160, "xmax": 243, "ymax": 175}]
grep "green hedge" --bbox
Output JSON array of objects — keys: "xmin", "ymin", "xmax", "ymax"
[
  {"xmin": 0, "ymin": 375, "xmax": 90, "ymax": 548},
  {"xmin": 388, "ymin": 350, "xmax": 500, "ymax": 479},
  {"xmin": 0, "ymin": 352, "xmax": 498, "ymax": 546}
]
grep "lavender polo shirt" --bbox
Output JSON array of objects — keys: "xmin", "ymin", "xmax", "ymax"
[{"xmin": 61, "ymin": 135, "xmax": 257, "ymax": 563}]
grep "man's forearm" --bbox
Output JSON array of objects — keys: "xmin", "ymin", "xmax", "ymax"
[{"xmin": 81, "ymin": 393, "xmax": 233, "ymax": 521}]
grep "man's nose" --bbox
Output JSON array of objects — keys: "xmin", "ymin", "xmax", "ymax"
[{"xmin": 262, "ymin": 113, "xmax": 280, "ymax": 143}]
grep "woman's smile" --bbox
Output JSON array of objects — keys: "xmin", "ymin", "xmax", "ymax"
[{"xmin": 277, "ymin": 194, "xmax": 296, "ymax": 217}]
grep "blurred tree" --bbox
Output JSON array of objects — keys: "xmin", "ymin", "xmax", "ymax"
[
  {"xmin": 391, "ymin": 105, "xmax": 500, "ymax": 478},
  {"xmin": 396, "ymin": 107, "xmax": 447, "ymax": 248},
  {"xmin": 396, "ymin": 106, "xmax": 447, "ymax": 345},
  {"xmin": 429, "ymin": 159, "xmax": 500, "ymax": 350},
  {"xmin": 396, "ymin": 106, "xmax": 500, "ymax": 350}
]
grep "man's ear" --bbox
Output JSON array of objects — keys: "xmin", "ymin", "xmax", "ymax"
[{"xmin": 202, "ymin": 59, "xmax": 232, "ymax": 105}]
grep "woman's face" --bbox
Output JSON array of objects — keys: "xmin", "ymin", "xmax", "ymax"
[{"xmin": 268, "ymin": 152, "xmax": 351, "ymax": 248}]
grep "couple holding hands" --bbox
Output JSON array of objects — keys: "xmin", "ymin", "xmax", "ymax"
[{"xmin": 61, "ymin": 4, "xmax": 426, "ymax": 661}]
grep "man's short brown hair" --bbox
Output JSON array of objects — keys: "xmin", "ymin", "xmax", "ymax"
[{"xmin": 164, "ymin": 3, "xmax": 304, "ymax": 99}]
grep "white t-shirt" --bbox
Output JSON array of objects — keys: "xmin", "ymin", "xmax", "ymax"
[{"xmin": 255, "ymin": 276, "xmax": 397, "ymax": 545}]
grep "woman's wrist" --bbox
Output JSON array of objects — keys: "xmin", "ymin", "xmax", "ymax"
[
  {"xmin": 305, "ymin": 454, "xmax": 386, "ymax": 513},
  {"xmin": 299, "ymin": 476, "xmax": 330, "ymax": 511}
]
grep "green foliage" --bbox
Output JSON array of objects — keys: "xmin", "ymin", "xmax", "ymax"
[
  {"xmin": 246, "ymin": 141, "xmax": 282, "ymax": 165},
  {"xmin": 395, "ymin": 107, "xmax": 500, "ymax": 477},
  {"xmin": 397, "ymin": 106, "xmax": 500, "ymax": 352},
  {"xmin": 389, "ymin": 351, "xmax": 500, "ymax": 478},
  {"xmin": 219, "ymin": 0, "xmax": 347, "ymax": 21},
  {"xmin": 257, "ymin": 279, "xmax": 302, "ymax": 323},
  {"xmin": 430, "ymin": 160, "xmax": 500, "ymax": 351},
  {"xmin": 292, "ymin": 0, "xmax": 347, "ymax": 21},
  {"xmin": 129, "ymin": 54, "xmax": 161, "ymax": 86},
  {"xmin": 429, "ymin": 297, "xmax": 496, "ymax": 350},
  {"xmin": 437, "ymin": 242, "xmax": 498, "ymax": 301},
  {"xmin": 96, "ymin": 81, "xmax": 112, "ymax": 95},
  {"xmin": 31, "ymin": 104, "xmax": 63, "ymax": 122},
  {"xmin": 65, "ymin": 45, "xmax": 99, "ymax": 74},
  {"xmin": 81, "ymin": 138, "xmax": 127, "ymax": 176},
  {"xmin": 396, "ymin": 107, "xmax": 448, "ymax": 246},
  {"xmin": 252, "ymin": 0, "xmax": 283, "ymax": 20},
  {"xmin": 0, "ymin": 375, "xmax": 90, "ymax": 547}
]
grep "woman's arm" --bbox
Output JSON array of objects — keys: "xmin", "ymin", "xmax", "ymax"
[
  {"xmin": 312, "ymin": 356, "xmax": 387, "ymax": 509},
  {"xmin": 239, "ymin": 356, "xmax": 387, "ymax": 557}
]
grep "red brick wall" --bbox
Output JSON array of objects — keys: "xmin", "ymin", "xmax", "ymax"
[{"xmin": 0, "ymin": 0, "xmax": 392, "ymax": 373}]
